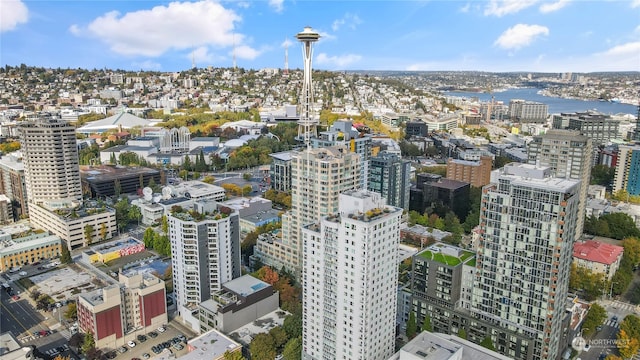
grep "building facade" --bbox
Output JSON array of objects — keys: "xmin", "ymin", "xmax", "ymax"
[
  {"xmin": 613, "ymin": 144, "xmax": 640, "ymax": 196},
  {"xmin": 409, "ymin": 174, "xmax": 470, "ymax": 221},
  {"xmin": 368, "ymin": 151, "xmax": 411, "ymax": 210},
  {"xmin": 0, "ymin": 232, "xmax": 62, "ymax": 272},
  {"xmin": 472, "ymin": 164, "xmax": 580, "ymax": 359},
  {"xmin": 0, "ymin": 153, "xmax": 28, "ymax": 219},
  {"xmin": 19, "ymin": 118, "xmax": 82, "ymax": 206},
  {"xmin": 198, "ymin": 275, "xmax": 279, "ymax": 334},
  {"xmin": 573, "ymin": 240, "xmax": 623, "ymax": 281},
  {"xmin": 269, "ymin": 151, "xmax": 292, "ymax": 192},
  {"xmin": 255, "ymin": 146, "xmax": 360, "ymax": 274},
  {"xmin": 302, "ymin": 190, "xmax": 402, "ymax": 360},
  {"xmin": 508, "ymin": 100, "xmax": 548, "ymax": 123},
  {"xmin": 527, "ymin": 129, "xmax": 592, "ymax": 237},
  {"xmin": 168, "ymin": 200, "xmax": 241, "ymax": 333},
  {"xmin": 446, "ymin": 156, "xmax": 493, "ymax": 188},
  {"xmin": 77, "ymin": 271, "xmax": 167, "ymax": 349}
]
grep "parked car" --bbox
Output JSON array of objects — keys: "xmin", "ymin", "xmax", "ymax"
[
  {"xmin": 127, "ymin": 340, "xmax": 136, "ymax": 348},
  {"xmin": 148, "ymin": 331, "xmax": 158, "ymax": 338},
  {"xmin": 11, "ymin": 295, "xmax": 19, "ymax": 301},
  {"xmin": 157, "ymin": 326, "xmax": 166, "ymax": 333},
  {"xmin": 118, "ymin": 346, "xmax": 128, "ymax": 354},
  {"xmin": 172, "ymin": 343, "xmax": 184, "ymax": 351},
  {"xmin": 137, "ymin": 334, "xmax": 147, "ymax": 342},
  {"xmin": 142, "ymin": 353, "xmax": 151, "ymax": 359}
]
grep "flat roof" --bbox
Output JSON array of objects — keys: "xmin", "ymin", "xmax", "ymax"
[
  {"xmin": 0, "ymin": 233, "xmax": 61, "ymax": 256},
  {"xmin": 90, "ymin": 238, "xmax": 143, "ymax": 255},
  {"xmin": 179, "ymin": 329, "xmax": 241, "ymax": 360},
  {"xmin": 223, "ymin": 275, "xmax": 269, "ymax": 297}
]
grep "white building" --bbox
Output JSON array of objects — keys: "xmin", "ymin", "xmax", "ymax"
[
  {"xmin": 169, "ymin": 200, "xmax": 241, "ymax": 333},
  {"xmin": 255, "ymin": 145, "xmax": 360, "ymax": 274},
  {"xmin": 19, "ymin": 118, "xmax": 82, "ymax": 207},
  {"xmin": 302, "ymin": 190, "xmax": 402, "ymax": 360}
]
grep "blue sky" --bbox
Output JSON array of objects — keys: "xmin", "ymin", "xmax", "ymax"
[{"xmin": 1, "ymin": 0, "xmax": 639, "ymax": 72}]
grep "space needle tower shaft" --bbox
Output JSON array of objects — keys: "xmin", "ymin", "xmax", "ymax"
[{"xmin": 296, "ymin": 26, "xmax": 320, "ymax": 147}]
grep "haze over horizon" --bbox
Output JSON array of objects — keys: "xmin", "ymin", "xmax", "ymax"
[{"xmin": 1, "ymin": 0, "xmax": 639, "ymax": 73}]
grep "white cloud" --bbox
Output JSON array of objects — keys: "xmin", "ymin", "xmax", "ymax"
[
  {"xmin": 597, "ymin": 41, "xmax": 640, "ymax": 57},
  {"xmin": 316, "ymin": 53, "xmax": 362, "ymax": 68},
  {"xmin": 269, "ymin": 0, "xmax": 284, "ymax": 13},
  {"xmin": 459, "ymin": 3, "xmax": 471, "ymax": 13},
  {"xmin": 131, "ymin": 60, "xmax": 162, "ymax": 70},
  {"xmin": 236, "ymin": 1, "xmax": 250, "ymax": 9},
  {"xmin": 1, "ymin": 0, "xmax": 29, "ymax": 32},
  {"xmin": 331, "ymin": 13, "xmax": 362, "ymax": 32},
  {"xmin": 406, "ymin": 62, "xmax": 441, "ymax": 71},
  {"xmin": 539, "ymin": 0, "xmax": 570, "ymax": 13},
  {"xmin": 632, "ymin": 0, "xmax": 640, "ymax": 8},
  {"xmin": 484, "ymin": 0, "xmax": 538, "ymax": 16},
  {"xmin": 189, "ymin": 46, "xmax": 223, "ymax": 64},
  {"xmin": 72, "ymin": 1, "xmax": 242, "ymax": 57},
  {"xmin": 234, "ymin": 45, "xmax": 261, "ymax": 60},
  {"xmin": 68, "ymin": 24, "xmax": 81, "ymax": 36},
  {"xmin": 317, "ymin": 30, "xmax": 336, "ymax": 42},
  {"xmin": 494, "ymin": 24, "xmax": 549, "ymax": 50},
  {"xmin": 281, "ymin": 38, "xmax": 293, "ymax": 48}
]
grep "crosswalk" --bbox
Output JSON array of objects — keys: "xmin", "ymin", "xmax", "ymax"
[
  {"xmin": 58, "ymin": 328, "xmax": 71, "ymax": 340},
  {"xmin": 43, "ymin": 345, "xmax": 69, "ymax": 357},
  {"xmin": 604, "ymin": 319, "xmax": 620, "ymax": 328},
  {"xmin": 609, "ymin": 300, "xmax": 638, "ymax": 313}
]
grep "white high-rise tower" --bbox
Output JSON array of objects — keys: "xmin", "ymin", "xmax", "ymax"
[
  {"xmin": 296, "ymin": 26, "xmax": 320, "ymax": 147},
  {"xmin": 302, "ymin": 190, "xmax": 402, "ymax": 360},
  {"xmin": 19, "ymin": 118, "xmax": 82, "ymax": 206}
]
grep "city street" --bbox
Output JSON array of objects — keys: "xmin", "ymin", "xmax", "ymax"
[{"xmin": 0, "ymin": 283, "xmax": 47, "ymax": 339}]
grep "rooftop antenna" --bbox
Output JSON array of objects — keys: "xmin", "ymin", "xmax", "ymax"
[
  {"xmin": 233, "ymin": 33, "xmax": 237, "ymax": 71},
  {"xmin": 284, "ymin": 39, "xmax": 289, "ymax": 76}
]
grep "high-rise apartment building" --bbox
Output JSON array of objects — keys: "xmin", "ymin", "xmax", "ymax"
[
  {"xmin": 19, "ymin": 117, "xmax": 116, "ymax": 249},
  {"xmin": 613, "ymin": 144, "xmax": 640, "ymax": 196},
  {"xmin": 446, "ymin": 155, "xmax": 493, "ymax": 188},
  {"xmin": 472, "ymin": 164, "xmax": 580, "ymax": 359},
  {"xmin": 301, "ymin": 190, "xmax": 402, "ymax": 360},
  {"xmin": 19, "ymin": 118, "xmax": 82, "ymax": 206},
  {"xmin": 552, "ymin": 111, "xmax": 620, "ymax": 149},
  {"xmin": 368, "ymin": 151, "xmax": 411, "ymax": 209},
  {"xmin": 508, "ymin": 100, "xmax": 548, "ymax": 123},
  {"xmin": 527, "ymin": 129, "xmax": 592, "ymax": 236},
  {"xmin": 168, "ymin": 200, "xmax": 241, "ymax": 332},
  {"xmin": 255, "ymin": 145, "xmax": 360, "ymax": 273},
  {"xmin": 0, "ymin": 153, "xmax": 27, "ymax": 219},
  {"xmin": 311, "ymin": 120, "xmax": 372, "ymax": 189}
]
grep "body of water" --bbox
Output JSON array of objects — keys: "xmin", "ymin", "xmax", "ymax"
[{"xmin": 442, "ymin": 88, "xmax": 637, "ymax": 116}]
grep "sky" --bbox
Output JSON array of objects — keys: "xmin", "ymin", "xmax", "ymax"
[{"xmin": 1, "ymin": 0, "xmax": 639, "ymax": 73}]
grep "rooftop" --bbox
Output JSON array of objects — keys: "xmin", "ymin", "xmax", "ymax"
[
  {"xmin": 390, "ymin": 331, "xmax": 511, "ymax": 360},
  {"xmin": 90, "ymin": 238, "xmax": 143, "ymax": 256},
  {"xmin": 418, "ymin": 243, "xmax": 475, "ymax": 267},
  {"xmin": 223, "ymin": 275, "xmax": 269, "ymax": 297},
  {"xmin": 179, "ymin": 329, "xmax": 241, "ymax": 360},
  {"xmin": 573, "ymin": 240, "xmax": 624, "ymax": 265},
  {"xmin": 80, "ymin": 165, "xmax": 160, "ymax": 182}
]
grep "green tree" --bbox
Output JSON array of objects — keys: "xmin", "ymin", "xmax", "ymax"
[
  {"xmin": 143, "ymin": 228, "xmax": 156, "ymax": 248},
  {"xmin": 620, "ymin": 314, "xmax": 640, "ymax": 342},
  {"xmin": 222, "ymin": 350, "xmax": 245, "ymax": 360},
  {"xmin": 480, "ymin": 336, "xmax": 496, "ymax": 351},
  {"xmin": 128, "ymin": 205, "xmax": 142, "ymax": 225},
  {"xmin": 249, "ymin": 333, "xmax": 276, "ymax": 360},
  {"xmin": 457, "ymin": 328, "xmax": 467, "ymax": 339},
  {"xmin": 84, "ymin": 224, "xmax": 94, "ymax": 245},
  {"xmin": 269, "ymin": 327, "xmax": 288, "ymax": 350},
  {"xmin": 282, "ymin": 337, "xmax": 302, "ymax": 360},
  {"xmin": 100, "ymin": 223, "xmax": 107, "ymax": 241},
  {"xmin": 591, "ymin": 164, "xmax": 615, "ymax": 186},
  {"xmin": 243, "ymin": 173, "xmax": 252, "ymax": 181},
  {"xmin": 60, "ymin": 244, "xmax": 72, "ymax": 264},
  {"xmin": 421, "ymin": 313, "xmax": 433, "ymax": 332},
  {"xmin": 64, "ymin": 303, "xmax": 77, "ymax": 320},
  {"xmin": 81, "ymin": 332, "xmax": 95, "ymax": 354},
  {"xmin": 161, "ymin": 215, "xmax": 168, "ymax": 233},
  {"xmin": 582, "ymin": 303, "xmax": 607, "ymax": 337},
  {"xmin": 406, "ymin": 311, "xmax": 417, "ymax": 339},
  {"xmin": 114, "ymin": 197, "xmax": 131, "ymax": 232},
  {"xmin": 283, "ymin": 312, "xmax": 302, "ymax": 339}
]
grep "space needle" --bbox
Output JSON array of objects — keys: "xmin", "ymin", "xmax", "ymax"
[{"xmin": 295, "ymin": 26, "xmax": 320, "ymax": 147}]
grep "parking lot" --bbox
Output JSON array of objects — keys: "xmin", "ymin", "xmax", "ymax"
[{"xmin": 104, "ymin": 325, "xmax": 190, "ymax": 360}]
